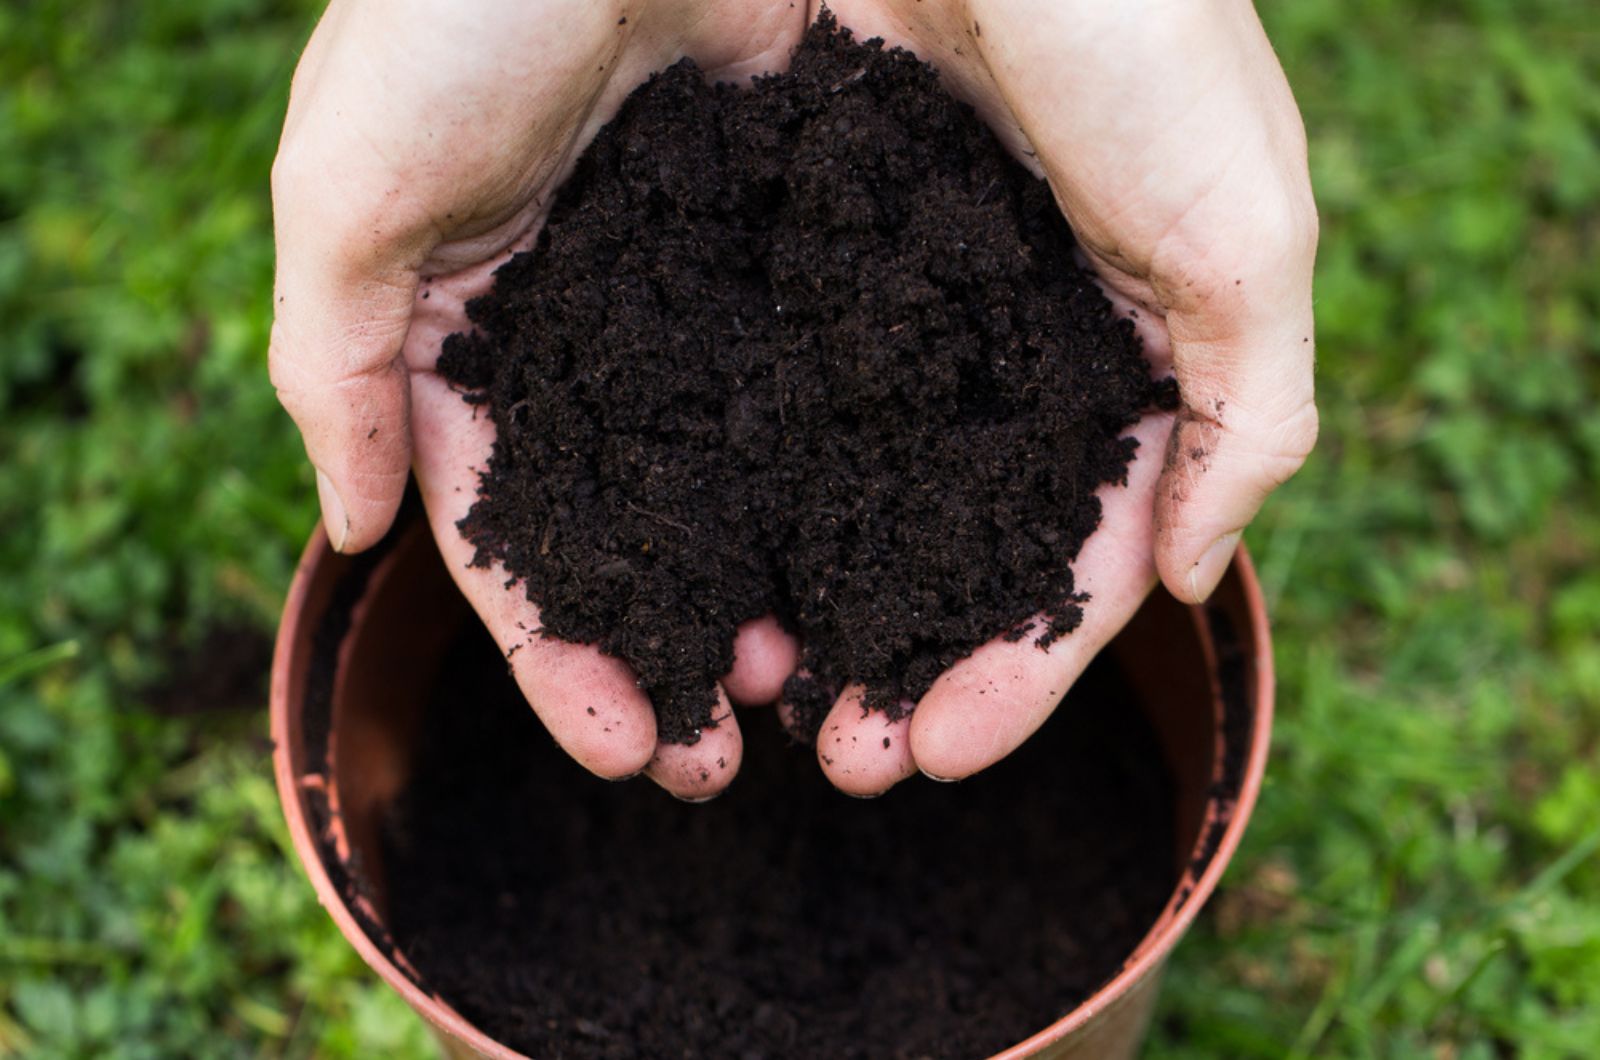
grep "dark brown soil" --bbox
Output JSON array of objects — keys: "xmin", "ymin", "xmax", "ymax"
[
  {"xmin": 438, "ymin": 14, "xmax": 1174, "ymax": 743},
  {"xmin": 381, "ymin": 625, "xmax": 1175, "ymax": 1060}
]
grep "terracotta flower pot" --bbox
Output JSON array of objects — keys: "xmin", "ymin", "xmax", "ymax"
[{"xmin": 271, "ymin": 512, "xmax": 1273, "ymax": 1059}]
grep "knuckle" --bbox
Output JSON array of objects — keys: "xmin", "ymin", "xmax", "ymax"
[
  {"xmin": 1279, "ymin": 398, "xmax": 1320, "ymax": 459},
  {"xmin": 271, "ymin": 145, "xmax": 406, "ymax": 272},
  {"xmin": 1236, "ymin": 189, "xmax": 1317, "ymax": 271},
  {"xmin": 269, "ymin": 140, "xmax": 317, "ymax": 214},
  {"xmin": 1301, "ymin": 188, "xmax": 1322, "ymax": 252},
  {"xmin": 1252, "ymin": 399, "xmax": 1318, "ymax": 487},
  {"xmin": 265, "ymin": 321, "xmax": 302, "ymax": 396},
  {"xmin": 1153, "ymin": 183, "xmax": 1318, "ymax": 309}
]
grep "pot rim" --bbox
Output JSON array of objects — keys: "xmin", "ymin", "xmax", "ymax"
[
  {"xmin": 272, "ymin": 528, "xmax": 1274, "ymax": 1060},
  {"xmin": 271, "ymin": 527, "xmax": 526, "ymax": 1060}
]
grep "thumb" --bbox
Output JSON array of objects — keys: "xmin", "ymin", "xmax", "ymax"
[
  {"xmin": 959, "ymin": 0, "xmax": 1320, "ymax": 602},
  {"xmin": 267, "ymin": 153, "xmax": 420, "ymax": 554},
  {"xmin": 1154, "ymin": 231, "xmax": 1319, "ymax": 603}
]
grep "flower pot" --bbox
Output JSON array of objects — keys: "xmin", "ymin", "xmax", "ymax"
[{"xmin": 271, "ymin": 510, "xmax": 1273, "ymax": 1059}]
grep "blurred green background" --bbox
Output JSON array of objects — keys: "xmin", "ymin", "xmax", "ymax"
[{"xmin": 2, "ymin": 1, "xmax": 1596, "ymax": 1056}]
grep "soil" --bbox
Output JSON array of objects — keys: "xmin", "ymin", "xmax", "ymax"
[
  {"xmin": 438, "ymin": 14, "xmax": 1175, "ymax": 744},
  {"xmin": 381, "ymin": 624, "xmax": 1176, "ymax": 1060}
]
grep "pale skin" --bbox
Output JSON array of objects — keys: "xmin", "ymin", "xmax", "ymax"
[{"xmin": 270, "ymin": 0, "xmax": 1317, "ymax": 799}]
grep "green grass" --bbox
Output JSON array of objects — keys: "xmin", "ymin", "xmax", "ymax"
[{"xmin": 2, "ymin": 1, "xmax": 1597, "ymax": 1056}]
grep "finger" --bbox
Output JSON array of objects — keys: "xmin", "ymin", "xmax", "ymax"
[
  {"xmin": 268, "ymin": 195, "xmax": 417, "ymax": 554},
  {"xmin": 815, "ymin": 685, "xmax": 917, "ymax": 797},
  {"xmin": 411, "ymin": 367, "xmax": 657, "ymax": 780},
  {"xmin": 645, "ymin": 686, "xmax": 744, "ymax": 801},
  {"xmin": 268, "ymin": 6, "xmax": 431, "ymax": 554},
  {"xmin": 414, "ymin": 255, "xmax": 759, "ymax": 795},
  {"xmin": 1153, "ymin": 306, "xmax": 1318, "ymax": 604},
  {"xmin": 908, "ymin": 411, "xmax": 1171, "ymax": 781},
  {"xmin": 723, "ymin": 615, "xmax": 801, "ymax": 706}
]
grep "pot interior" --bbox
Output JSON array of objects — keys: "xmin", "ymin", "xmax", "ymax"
[{"xmin": 278, "ymin": 516, "xmax": 1259, "ymax": 1057}]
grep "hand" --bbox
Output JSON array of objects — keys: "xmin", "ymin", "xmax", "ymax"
[
  {"xmin": 804, "ymin": 0, "xmax": 1317, "ymax": 793},
  {"xmin": 271, "ymin": 0, "xmax": 1315, "ymax": 800},
  {"xmin": 269, "ymin": 0, "xmax": 815, "ymax": 800}
]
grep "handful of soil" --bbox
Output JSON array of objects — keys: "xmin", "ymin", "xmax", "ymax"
[{"xmin": 439, "ymin": 14, "xmax": 1173, "ymax": 743}]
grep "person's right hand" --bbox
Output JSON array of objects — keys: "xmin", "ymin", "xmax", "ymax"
[
  {"xmin": 269, "ymin": 0, "xmax": 813, "ymax": 800},
  {"xmin": 795, "ymin": 0, "xmax": 1316, "ymax": 794}
]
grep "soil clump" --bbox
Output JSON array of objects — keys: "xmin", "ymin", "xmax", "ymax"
[{"xmin": 439, "ymin": 14, "xmax": 1173, "ymax": 743}]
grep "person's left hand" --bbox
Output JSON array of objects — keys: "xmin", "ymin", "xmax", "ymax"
[{"xmin": 796, "ymin": 0, "xmax": 1318, "ymax": 794}]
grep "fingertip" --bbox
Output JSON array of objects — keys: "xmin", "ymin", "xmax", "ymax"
[
  {"xmin": 546, "ymin": 680, "xmax": 658, "ymax": 781},
  {"xmin": 908, "ymin": 654, "xmax": 1051, "ymax": 784},
  {"xmin": 646, "ymin": 688, "xmax": 743, "ymax": 800},
  {"xmin": 314, "ymin": 467, "xmax": 351, "ymax": 552},
  {"xmin": 906, "ymin": 718, "xmax": 983, "ymax": 784},
  {"xmin": 723, "ymin": 615, "xmax": 801, "ymax": 706},
  {"xmin": 1152, "ymin": 394, "xmax": 1315, "ymax": 602},
  {"xmin": 1174, "ymin": 530, "xmax": 1242, "ymax": 605},
  {"xmin": 507, "ymin": 636, "xmax": 657, "ymax": 780},
  {"xmin": 570, "ymin": 713, "xmax": 658, "ymax": 781},
  {"xmin": 816, "ymin": 686, "xmax": 917, "ymax": 797},
  {"xmin": 910, "ymin": 431, "xmax": 1167, "ymax": 780},
  {"xmin": 1153, "ymin": 465, "xmax": 1249, "ymax": 604},
  {"xmin": 314, "ymin": 466, "xmax": 409, "ymax": 554}
]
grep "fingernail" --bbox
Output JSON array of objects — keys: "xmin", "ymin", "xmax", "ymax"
[
  {"xmin": 1187, "ymin": 531, "xmax": 1242, "ymax": 604},
  {"xmin": 314, "ymin": 469, "xmax": 350, "ymax": 552},
  {"xmin": 919, "ymin": 767, "xmax": 960, "ymax": 783}
]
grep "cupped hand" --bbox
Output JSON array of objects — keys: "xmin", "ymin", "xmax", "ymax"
[
  {"xmin": 269, "ymin": 0, "xmax": 813, "ymax": 799},
  {"xmin": 804, "ymin": 0, "xmax": 1317, "ymax": 794},
  {"xmin": 270, "ymin": 0, "xmax": 1316, "ymax": 800}
]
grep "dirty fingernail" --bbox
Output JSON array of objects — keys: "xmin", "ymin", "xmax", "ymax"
[
  {"xmin": 1187, "ymin": 531, "xmax": 1242, "ymax": 604},
  {"xmin": 315, "ymin": 468, "xmax": 350, "ymax": 552}
]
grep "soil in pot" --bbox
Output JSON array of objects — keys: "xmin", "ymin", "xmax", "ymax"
[
  {"xmin": 438, "ymin": 13, "xmax": 1176, "ymax": 744},
  {"xmin": 378, "ymin": 624, "xmax": 1176, "ymax": 1060}
]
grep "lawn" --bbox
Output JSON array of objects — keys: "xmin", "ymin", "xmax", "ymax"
[{"xmin": 2, "ymin": 1, "xmax": 1597, "ymax": 1056}]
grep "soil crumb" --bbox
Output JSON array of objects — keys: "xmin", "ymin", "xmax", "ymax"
[
  {"xmin": 382, "ymin": 625, "xmax": 1175, "ymax": 1059},
  {"xmin": 439, "ymin": 14, "xmax": 1174, "ymax": 743}
]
